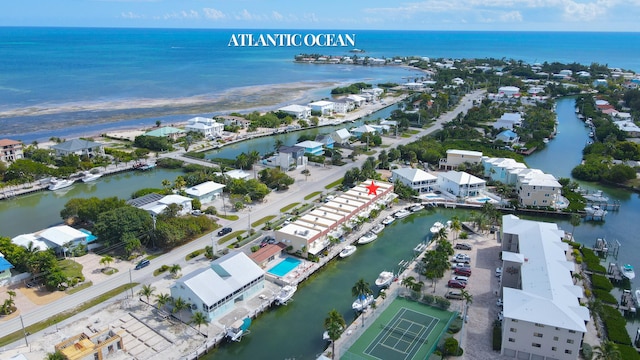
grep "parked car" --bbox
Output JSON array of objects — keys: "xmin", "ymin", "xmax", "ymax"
[
  {"xmin": 452, "ymin": 254, "xmax": 471, "ymax": 263},
  {"xmin": 454, "ymin": 267, "xmax": 472, "ymax": 276},
  {"xmin": 451, "ymin": 262, "xmax": 471, "ymax": 270},
  {"xmin": 452, "ymin": 275, "xmax": 469, "ymax": 283},
  {"xmin": 454, "ymin": 243, "xmax": 472, "ymax": 250},
  {"xmin": 498, "ymin": 311, "xmax": 504, "ymax": 322},
  {"xmin": 190, "ymin": 210, "xmax": 203, "ymax": 216},
  {"xmin": 218, "ymin": 227, "xmax": 232, "ymax": 236},
  {"xmin": 447, "ymin": 280, "xmax": 466, "ymax": 289},
  {"xmin": 260, "ymin": 236, "xmax": 276, "ymax": 246},
  {"xmin": 134, "ymin": 259, "xmax": 150, "ymax": 270},
  {"xmin": 496, "ymin": 267, "xmax": 503, "ymax": 277},
  {"xmin": 496, "ymin": 298, "xmax": 504, "ymax": 307},
  {"xmin": 445, "ymin": 291, "xmax": 464, "ymax": 300}
]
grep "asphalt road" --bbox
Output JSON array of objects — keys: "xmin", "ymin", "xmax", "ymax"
[{"xmin": 0, "ymin": 89, "xmax": 485, "ymax": 340}]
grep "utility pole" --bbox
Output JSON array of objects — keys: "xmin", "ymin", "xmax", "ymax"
[
  {"xmin": 20, "ymin": 315, "xmax": 28, "ymax": 347},
  {"xmin": 129, "ymin": 268, "xmax": 134, "ymax": 298}
]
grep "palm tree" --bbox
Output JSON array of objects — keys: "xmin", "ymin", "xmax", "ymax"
[
  {"xmin": 161, "ymin": 179, "xmax": 172, "ymax": 191},
  {"xmin": 45, "ymin": 351, "xmax": 66, "ymax": 360},
  {"xmin": 138, "ymin": 284, "xmax": 156, "ymax": 305},
  {"xmin": 169, "ymin": 264, "xmax": 182, "ymax": 279},
  {"xmin": 569, "ymin": 213, "xmax": 581, "ymax": 241},
  {"xmin": 274, "ymin": 139, "xmax": 284, "ymax": 152},
  {"xmin": 351, "ymin": 278, "xmax": 372, "ymax": 310},
  {"xmin": 450, "ymin": 217, "xmax": 462, "ymax": 240},
  {"xmin": 460, "ymin": 289, "xmax": 473, "ymax": 307},
  {"xmin": 235, "ymin": 152, "xmax": 250, "ymax": 170},
  {"xmin": 593, "ymin": 340, "xmax": 621, "ymax": 360},
  {"xmin": 172, "ymin": 297, "xmax": 189, "ymax": 322},
  {"xmin": 191, "ymin": 311, "xmax": 208, "ymax": 334},
  {"xmin": 99, "ymin": 255, "xmax": 114, "ymax": 270},
  {"xmin": 155, "ymin": 293, "xmax": 171, "ymax": 311},
  {"xmin": 401, "ymin": 276, "xmax": 416, "ymax": 295},
  {"xmin": 173, "ymin": 176, "xmax": 187, "ymax": 190},
  {"xmin": 324, "ymin": 309, "xmax": 346, "ymax": 359}
]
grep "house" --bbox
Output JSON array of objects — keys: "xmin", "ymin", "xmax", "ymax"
[
  {"xmin": 185, "ymin": 181, "xmax": 225, "ymax": 204},
  {"xmin": 346, "ymin": 94, "xmax": 366, "ymax": 107},
  {"xmin": 500, "ymin": 215, "xmax": 588, "ymax": 360},
  {"xmin": 225, "ymin": 169, "xmax": 252, "ymax": 181},
  {"xmin": 493, "ymin": 113, "xmax": 523, "ymax": 130},
  {"xmin": 266, "ymin": 145, "xmax": 307, "ymax": 171},
  {"xmin": 331, "ymin": 128, "xmax": 352, "ymax": 145},
  {"xmin": 170, "ymin": 251, "xmax": 265, "ymax": 321},
  {"xmin": 517, "ymin": 171, "xmax": 562, "ymax": 208},
  {"xmin": 390, "ymin": 168, "xmax": 437, "ymax": 193},
  {"xmin": 50, "ymin": 139, "xmax": 105, "ymax": 158},
  {"xmin": 0, "ymin": 253, "xmax": 14, "ymax": 282},
  {"xmin": 144, "ymin": 126, "xmax": 186, "ymax": 141},
  {"xmin": 127, "ymin": 193, "xmax": 193, "ymax": 216},
  {"xmin": 498, "ymin": 86, "xmax": 520, "ymax": 97},
  {"xmin": 436, "ymin": 171, "xmax": 486, "ymax": 198},
  {"xmin": 361, "ymin": 87, "xmax": 384, "ymax": 100},
  {"xmin": 351, "ymin": 124, "xmax": 379, "ymax": 138},
  {"xmin": 496, "ymin": 130, "xmax": 520, "ymax": 144},
  {"xmin": 295, "ymin": 140, "xmax": 325, "ymax": 156},
  {"xmin": 248, "ymin": 243, "xmax": 287, "ymax": 268},
  {"xmin": 215, "ymin": 115, "xmax": 251, "ymax": 128},
  {"xmin": 278, "ymin": 104, "xmax": 312, "ymax": 119},
  {"xmin": 482, "ymin": 157, "xmax": 528, "ymax": 184},
  {"xmin": 55, "ymin": 329, "xmax": 124, "ymax": 360},
  {"xmin": 613, "ymin": 120, "xmax": 640, "ymax": 137},
  {"xmin": 314, "ymin": 134, "xmax": 334, "ymax": 149},
  {"xmin": 438, "ymin": 149, "xmax": 483, "ymax": 170},
  {"xmin": 592, "ymin": 79, "xmax": 608, "ymax": 87},
  {"xmin": 332, "ymin": 98, "xmax": 355, "ymax": 114},
  {"xmin": 0, "ymin": 139, "xmax": 23, "ymax": 163},
  {"xmin": 308, "ymin": 101, "xmax": 334, "ymax": 115},
  {"xmin": 12, "ymin": 225, "xmax": 90, "ymax": 253},
  {"xmin": 184, "ymin": 117, "xmax": 224, "ymax": 139},
  {"xmin": 452, "ymin": 77, "xmax": 465, "ymax": 86}
]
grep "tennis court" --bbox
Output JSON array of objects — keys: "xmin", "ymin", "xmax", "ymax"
[{"xmin": 343, "ymin": 297, "xmax": 456, "ymax": 360}]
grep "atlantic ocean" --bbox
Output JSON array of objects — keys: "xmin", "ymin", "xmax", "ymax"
[{"xmin": 1, "ymin": 27, "xmax": 639, "ymax": 142}]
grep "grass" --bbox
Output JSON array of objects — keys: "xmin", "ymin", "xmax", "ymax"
[
  {"xmin": 407, "ymin": 129, "xmax": 420, "ymax": 134},
  {"xmin": 325, "ymin": 178, "xmax": 343, "ymax": 190},
  {"xmin": 304, "ymin": 191, "xmax": 322, "ymax": 200},
  {"xmin": 401, "ymin": 134, "xmax": 412, "ymax": 138},
  {"xmin": 218, "ymin": 231, "xmax": 246, "ymax": 245},
  {"xmin": 59, "ymin": 259, "xmax": 83, "ymax": 279},
  {"xmin": 252, "ymin": 215, "xmax": 275, "ymax": 228},
  {"xmin": 0, "ymin": 283, "xmax": 138, "ymax": 347},
  {"xmin": 186, "ymin": 249, "xmax": 205, "ymax": 261},
  {"xmin": 217, "ymin": 214, "xmax": 239, "ymax": 221},
  {"xmin": 280, "ymin": 202, "xmax": 300, "ymax": 213},
  {"xmin": 153, "ymin": 265, "xmax": 169, "ymax": 277},
  {"xmin": 66, "ymin": 281, "xmax": 93, "ymax": 294},
  {"xmin": 101, "ymin": 268, "xmax": 119, "ymax": 276}
]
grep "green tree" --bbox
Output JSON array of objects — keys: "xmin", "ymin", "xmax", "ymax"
[
  {"xmin": 352, "ymin": 278, "xmax": 373, "ymax": 299},
  {"xmin": 169, "ymin": 264, "xmax": 182, "ymax": 278},
  {"xmin": 93, "ymin": 206, "xmax": 153, "ymax": 247},
  {"xmin": 443, "ymin": 337, "xmax": 461, "ymax": 358},
  {"xmin": 460, "ymin": 288, "xmax": 473, "ymax": 307},
  {"xmin": 155, "ymin": 293, "xmax": 171, "ymax": 311},
  {"xmin": 138, "ymin": 284, "xmax": 156, "ymax": 305},
  {"xmin": 191, "ymin": 311, "xmax": 208, "ymax": 333},
  {"xmin": 99, "ymin": 255, "xmax": 114, "ymax": 270},
  {"xmin": 45, "ymin": 351, "xmax": 66, "ymax": 360},
  {"xmin": 570, "ymin": 213, "xmax": 581, "ymax": 241},
  {"xmin": 450, "ymin": 217, "xmax": 462, "ymax": 240},
  {"xmin": 324, "ymin": 309, "xmax": 346, "ymax": 359},
  {"xmin": 593, "ymin": 340, "xmax": 621, "ymax": 360},
  {"xmin": 172, "ymin": 297, "xmax": 189, "ymax": 322}
]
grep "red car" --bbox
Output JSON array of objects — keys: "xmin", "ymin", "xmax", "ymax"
[
  {"xmin": 454, "ymin": 267, "xmax": 472, "ymax": 276},
  {"xmin": 448, "ymin": 280, "xmax": 466, "ymax": 289}
]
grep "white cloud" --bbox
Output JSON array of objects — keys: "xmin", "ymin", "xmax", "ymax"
[
  {"xmin": 203, "ymin": 8, "xmax": 225, "ymax": 20},
  {"xmin": 121, "ymin": 11, "xmax": 144, "ymax": 19},
  {"xmin": 500, "ymin": 10, "xmax": 523, "ymax": 21},
  {"xmin": 303, "ymin": 13, "xmax": 319, "ymax": 23},
  {"xmin": 163, "ymin": 10, "xmax": 200, "ymax": 20},
  {"xmin": 235, "ymin": 9, "xmax": 262, "ymax": 21},
  {"xmin": 272, "ymin": 11, "xmax": 284, "ymax": 21}
]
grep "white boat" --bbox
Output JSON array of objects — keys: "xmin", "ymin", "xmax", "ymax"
[
  {"xmin": 430, "ymin": 221, "xmax": 445, "ymax": 234},
  {"xmin": 81, "ymin": 171, "xmax": 102, "ymax": 183},
  {"xmin": 48, "ymin": 178, "xmax": 75, "ymax": 191},
  {"xmin": 375, "ymin": 271, "xmax": 394, "ymax": 288},
  {"xmin": 381, "ymin": 216, "xmax": 395, "ymax": 225},
  {"xmin": 635, "ymin": 289, "xmax": 640, "ymax": 306},
  {"xmin": 409, "ymin": 204, "xmax": 424, "ymax": 212},
  {"xmin": 275, "ymin": 285, "xmax": 297, "ymax": 305},
  {"xmin": 394, "ymin": 209, "xmax": 411, "ymax": 219},
  {"xmin": 622, "ymin": 264, "xmax": 636, "ymax": 280},
  {"xmin": 352, "ymin": 294, "xmax": 374, "ymax": 312},
  {"xmin": 583, "ymin": 190, "xmax": 609, "ymax": 203},
  {"xmin": 357, "ymin": 232, "xmax": 378, "ymax": 245},
  {"xmin": 225, "ymin": 317, "xmax": 251, "ymax": 342},
  {"xmin": 339, "ymin": 245, "xmax": 357, "ymax": 258},
  {"xmin": 543, "ymin": 138, "xmax": 549, "ymax": 143},
  {"xmin": 371, "ymin": 223, "xmax": 385, "ymax": 234}
]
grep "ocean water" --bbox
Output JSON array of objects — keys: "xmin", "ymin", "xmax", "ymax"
[{"xmin": 1, "ymin": 27, "xmax": 639, "ymax": 142}]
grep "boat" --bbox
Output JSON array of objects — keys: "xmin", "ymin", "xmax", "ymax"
[
  {"xmin": 622, "ymin": 264, "xmax": 636, "ymax": 280},
  {"xmin": 357, "ymin": 232, "xmax": 378, "ymax": 245},
  {"xmin": 139, "ymin": 163, "xmax": 156, "ymax": 171},
  {"xmin": 583, "ymin": 190, "xmax": 609, "ymax": 203},
  {"xmin": 381, "ymin": 216, "xmax": 395, "ymax": 225},
  {"xmin": 370, "ymin": 223, "xmax": 385, "ymax": 234},
  {"xmin": 48, "ymin": 178, "xmax": 76, "ymax": 191},
  {"xmin": 635, "ymin": 290, "xmax": 640, "ymax": 307},
  {"xmin": 409, "ymin": 204, "xmax": 424, "ymax": 212},
  {"xmin": 274, "ymin": 284, "xmax": 297, "ymax": 305},
  {"xmin": 352, "ymin": 294, "xmax": 374, "ymax": 312},
  {"xmin": 225, "ymin": 317, "xmax": 252, "ymax": 342},
  {"xmin": 339, "ymin": 245, "xmax": 357, "ymax": 258},
  {"xmin": 375, "ymin": 271, "xmax": 394, "ymax": 288},
  {"xmin": 430, "ymin": 221, "xmax": 445, "ymax": 234},
  {"xmin": 81, "ymin": 171, "xmax": 102, "ymax": 183},
  {"xmin": 543, "ymin": 138, "xmax": 549, "ymax": 143},
  {"xmin": 394, "ymin": 209, "xmax": 411, "ymax": 219}
]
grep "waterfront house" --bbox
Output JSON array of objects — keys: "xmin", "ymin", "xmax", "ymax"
[
  {"xmin": 295, "ymin": 140, "xmax": 325, "ymax": 156},
  {"xmin": 482, "ymin": 157, "xmax": 528, "ymax": 184},
  {"xmin": 308, "ymin": 101, "xmax": 334, "ymax": 115},
  {"xmin": 351, "ymin": 124, "xmax": 379, "ymax": 138},
  {"xmin": 170, "ymin": 251, "xmax": 265, "ymax": 321},
  {"xmin": 314, "ymin": 134, "xmax": 334, "ymax": 149},
  {"xmin": 278, "ymin": 104, "xmax": 312, "ymax": 119},
  {"xmin": 50, "ymin": 139, "xmax": 105, "ymax": 158},
  {"xmin": 331, "ymin": 128, "xmax": 352, "ymax": 145},
  {"xmin": 496, "ymin": 130, "xmax": 520, "ymax": 144},
  {"xmin": 12, "ymin": 225, "xmax": 90, "ymax": 254},
  {"xmin": 267, "ymin": 145, "xmax": 307, "ymax": 171},
  {"xmin": 390, "ymin": 167, "xmax": 437, "ymax": 193},
  {"xmin": 0, "ymin": 253, "xmax": 14, "ymax": 282},
  {"xmin": 436, "ymin": 171, "xmax": 486, "ymax": 198},
  {"xmin": 0, "ymin": 139, "xmax": 23, "ymax": 163},
  {"xmin": 55, "ymin": 329, "xmax": 124, "ymax": 360},
  {"xmin": 127, "ymin": 193, "xmax": 193, "ymax": 216},
  {"xmin": 249, "ymin": 243, "xmax": 287, "ymax": 268},
  {"xmin": 332, "ymin": 98, "xmax": 355, "ymax": 114},
  {"xmin": 185, "ymin": 181, "xmax": 225, "ymax": 204},
  {"xmin": 500, "ymin": 215, "xmax": 588, "ymax": 360},
  {"xmin": 361, "ymin": 87, "xmax": 384, "ymax": 100},
  {"xmin": 346, "ymin": 94, "xmax": 366, "ymax": 107},
  {"xmin": 224, "ymin": 169, "xmax": 252, "ymax": 181},
  {"xmin": 144, "ymin": 126, "xmax": 186, "ymax": 141},
  {"xmin": 498, "ymin": 86, "xmax": 521, "ymax": 97},
  {"xmin": 493, "ymin": 113, "xmax": 523, "ymax": 130},
  {"xmin": 613, "ymin": 120, "xmax": 640, "ymax": 137},
  {"xmin": 516, "ymin": 171, "xmax": 562, "ymax": 208},
  {"xmin": 216, "ymin": 115, "xmax": 251, "ymax": 128},
  {"xmin": 185, "ymin": 117, "xmax": 224, "ymax": 139},
  {"xmin": 438, "ymin": 149, "xmax": 483, "ymax": 170}
]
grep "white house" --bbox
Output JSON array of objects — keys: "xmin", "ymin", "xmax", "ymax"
[
  {"xmin": 493, "ymin": 113, "xmax": 523, "ymax": 130},
  {"xmin": 50, "ymin": 139, "xmax": 105, "ymax": 158},
  {"xmin": 351, "ymin": 124, "xmax": 379, "ymax": 138},
  {"xmin": 225, "ymin": 169, "xmax": 252, "ymax": 181},
  {"xmin": 266, "ymin": 145, "xmax": 307, "ymax": 171},
  {"xmin": 185, "ymin": 117, "xmax": 224, "ymax": 139},
  {"xmin": 128, "ymin": 193, "xmax": 193, "ymax": 216},
  {"xmin": 185, "ymin": 181, "xmax": 225, "ymax": 204},
  {"xmin": 346, "ymin": 94, "xmax": 366, "ymax": 107},
  {"xmin": 278, "ymin": 104, "xmax": 312, "ymax": 119},
  {"xmin": 517, "ymin": 172, "xmax": 562, "ymax": 208},
  {"xmin": 390, "ymin": 168, "xmax": 437, "ymax": 193},
  {"xmin": 308, "ymin": 101, "xmax": 334, "ymax": 115},
  {"xmin": 498, "ymin": 86, "xmax": 521, "ymax": 97},
  {"xmin": 500, "ymin": 215, "xmax": 589, "ymax": 360},
  {"xmin": 439, "ymin": 149, "xmax": 483, "ymax": 170},
  {"xmin": 295, "ymin": 140, "xmax": 325, "ymax": 156},
  {"xmin": 170, "ymin": 251, "xmax": 265, "ymax": 321},
  {"xmin": 482, "ymin": 157, "xmax": 527, "ymax": 184},
  {"xmin": 332, "ymin": 98, "xmax": 355, "ymax": 114},
  {"xmin": 436, "ymin": 171, "xmax": 486, "ymax": 197},
  {"xmin": 12, "ymin": 225, "xmax": 90, "ymax": 253},
  {"xmin": 613, "ymin": 120, "xmax": 640, "ymax": 137},
  {"xmin": 331, "ymin": 128, "xmax": 352, "ymax": 145}
]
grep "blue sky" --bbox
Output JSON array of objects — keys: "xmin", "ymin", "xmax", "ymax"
[{"xmin": 2, "ymin": 0, "xmax": 640, "ymax": 31}]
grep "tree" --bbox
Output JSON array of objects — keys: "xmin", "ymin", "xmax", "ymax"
[
  {"xmin": 593, "ymin": 340, "xmax": 621, "ymax": 360},
  {"xmin": 172, "ymin": 297, "xmax": 189, "ymax": 322},
  {"xmin": 324, "ymin": 309, "xmax": 346, "ymax": 359},
  {"xmin": 93, "ymin": 206, "xmax": 153, "ymax": 247},
  {"xmin": 352, "ymin": 278, "xmax": 373, "ymax": 300},
  {"xmin": 442, "ymin": 337, "xmax": 461, "ymax": 358},
  {"xmin": 450, "ymin": 217, "xmax": 462, "ymax": 240},
  {"xmin": 274, "ymin": 139, "xmax": 284, "ymax": 151},
  {"xmin": 138, "ymin": 284, "xmax": 156, "ymax": 305},
  {"xmin": 169, "ymin": 264, "xmax": 182, "ymax": 278},
  {"xmin": 191, "ymin": 311, "xmax": 208, "ymax": 333},
  {"xmin": 45, "ymin": 351, "xmax": 66, "ymax": 360},
  {"xmin": 155, "ymin": 293, "xmax": 171, "ymax": 311},
  {"xmin": 99, "ymin": 255, "xmax": 114, "ymax": 270},
  {"xmin": 460, "ymin": 289, "xmax": 473, "ymax": 307},
  {"xmin": 570, "ymin": 213, "xmax": 581, "ymax": 241}
]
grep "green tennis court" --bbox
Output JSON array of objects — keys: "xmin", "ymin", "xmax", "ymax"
[{"xmin": 343, "ymin": 297, "xmax": 456, "ymax": 360}]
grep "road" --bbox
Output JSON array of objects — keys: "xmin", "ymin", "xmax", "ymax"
[{"xmin": 0, "ymin": 89, "xmax": 485, "ymax": 340}]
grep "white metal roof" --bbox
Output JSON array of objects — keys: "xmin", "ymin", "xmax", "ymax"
[
  {"xmin": 392, "ymin": 167, "xmax": 437, "ymax": 183},
  {"xmin": 438, "ymin": 171, "xmax": 485, "ymax": 186},
  {"xmin": 185, "ymin": 181, "xmax": 225, "ymax": 197},
  {"xmin": 446, "ymin": 149, "xmax": 483, "ymax": 157}
]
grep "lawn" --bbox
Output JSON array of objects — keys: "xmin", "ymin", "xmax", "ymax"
[
  {"xmin": 325, "ymin": 178, "xmax": 343, "ymax": 189},
  {"xmin": 59, "ymin": 259, "xmax": 83, "ymax": 280},
  {"xmin": 217, "ymin": 230, "xmax": 246, "ymax": 245},
  {"xmin": 251, "ymin": 215, "xmax": 276, "ymax": 228},
  {"xmin": 304, "ymin": 191, "xmax": 322, "ymax": 200},
  {"xmin": 280, "ymin": 202, "xmax": 300, "ymax": 213}
]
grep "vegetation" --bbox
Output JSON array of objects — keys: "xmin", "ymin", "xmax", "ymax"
[
  {"xmin": 581, "ymin": 248, "xmax": 607, "ymax": 273},
  {"xmin": 324, "ymin": 309, "xmax": 346, "ymax": 358},
  {"xmin": 590, "ymin": 274, "xmax": 614, "ymax": 292},
  {"xmin": 280, "ymin": 202, "xmax": 300, "ymax": 213},
  {"xmin": 330, "ymin": 82, "xmax": 372, "ymax": 95}
]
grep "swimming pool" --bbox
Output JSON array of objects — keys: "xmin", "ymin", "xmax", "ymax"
[
  {"xmin": 268, "ymin": 257, "xmax": 302, "ymax": 277},
  {"xmin": 425, "ymin": 194, "xmax": 440, "ymax": 199},
  {"xmin": 476, "ymin": 197, "xmax": 491, "ymax": 203}
]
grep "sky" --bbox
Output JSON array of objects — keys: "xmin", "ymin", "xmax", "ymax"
[{"xmin": 2, "ymin": 0, "xmax": 640, "ymax": 32}]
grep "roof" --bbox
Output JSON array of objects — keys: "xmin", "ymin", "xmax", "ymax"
[
  {"xmin": 392, "ymin": 167, "xmax": 437, "ymax": 182},
  {"xmin": 296, "ymin": 140, "xmax": 324, "ymax": 148},
  {"xmin": 351, "ymin": 124, "xmax": 377, "ymax": 134},
  {"xmin": 446, "ymin": 149, "xmax": 483, "ymax": 157},
  {"xmin": 175, "ymin": 252, "xmax": 265, "ymax": 307},
  {"xmin": 278, "ymin": 145, "xmax": 304, "ymax": 154},
  {"xmin": 438, "ymin": 171, "xmax": 485, "ymax": 185},
  {"xmin": 333, "ymin": 128, "xmax": 351, "ymax": 140},
  {"xmin": 144, "ymin": 127, "xmax": 185, "ymax": 137},
  {"xmin": 38, "ymin": 225, "xmax": 88, "ymax": 247},
  {"xmin": 127, "ymin": 193, "xmax": 165, "ymax": 207},
  {"xmin": 159, "ymin": 194, "xmax": 192, "ymax": 205},
  {"xmin": 0, "ymin": 139, "xmax": 21, "ymax": 146},
  {"xmin": 308, "ymin": 100, "xmax": 333, "ymax": 107},
  {"xmin": 0, "ymin": 256, "xmax": 14, "ymax": 272},
  {"xmin": 12, "ymin": 234, "xmax": 48, "ymax": 251},
  {"xmin": 50, "ymin": 139, "xmax": 103, "ymax": 152},
  {"xmin": 500, "ymin": 113, "xmax": 522, "ymax": 122},
  {"xmin": 225, "ymin": 169, "xmax": 251, "ymax": 179},
  {"xmin": 185, "ymin": 181, "xmax": 225, "ymax": 197},
  {"xmin": 248, "ymin": 243, "xmax": 286, "ymax": 264},
  {"xmin": 279, "ymin": 104, "xmax": 311, "ymax": 112}
]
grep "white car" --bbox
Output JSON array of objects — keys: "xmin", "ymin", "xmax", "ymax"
[
  {"xmin": 453, "ymin": 254, "xmax": 471, "ymax": 263},
  {"xmin": 452, "ymin": 263, "xmax": 471, "ymax": 270},
  {"xmin": 452, "ymin": 275, "xmax": 469, "ymax": 283},
  {"xmin": 496, "ymin": 298, "xmax": 503, "ymax": 307},
  {"xmin": 498, "ymin": 311, "xmax": 504, "ymax": 321},
  {"xmin": 495, "ymin": 267, "xmax": 503, "ymax": 277}
]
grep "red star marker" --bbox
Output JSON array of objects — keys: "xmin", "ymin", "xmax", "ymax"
[{"xmin": 366, "ymin": 180, "xmax": 380, "ymax": 196}]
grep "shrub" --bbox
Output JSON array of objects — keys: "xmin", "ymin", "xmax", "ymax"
[
  {"xmin": 251, "ymin": 245, "xmax": 260, "ymax": 253},
  {"xmin": 575, "ymin": 255, "xmax": 582, "ymax": 264},
  {"xmin": 422, "ymin": 294, "xmax": 435, "ymax": 304},
  {"xmin": 584, "ymin": 288, "xmax": 592, "ymax": 298},
  {"xmin": 447, "ymin": 318, "xmax": 462, "ymax": 334},
  {"xmin": 186, "ymin": 250, "xmax": 203, "ymax": 260},
  {"xmin": 581, "ymin": 343, "xmax": 593, "ymax": 360},
  {"xmin": 617, "ymin": 344, "xmax": 640, "ymax": 360},
  {"xmin": 434, "ymin": 296, "xmax": 450, "ymax": 310},
  {"xmin": 459, "ymin": 232, "xmax": 468, "ymax": 239},
  {"xmin": 591, "ymin": 274, "xmax": 614, "ymax": 291},
  {"xmin": 592, "ymin": 289, "xmax": 617, "ymax": 304},
  {"xmin": 600, "ymin": 306, "xmax": 632, "ymax": 345},
  {"xmin": 582, "ymin": 248, "xmax": 607, "ymax": 273},
  {"xmin": 492, "ymin": 321, "xmax": 502, "ymax": 351}
]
